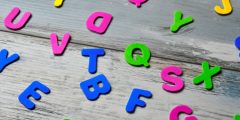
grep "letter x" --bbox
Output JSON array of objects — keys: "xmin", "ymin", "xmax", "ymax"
[{"xmin": 193, "ymin": 61, "xmax": 221, "ymax": 90}]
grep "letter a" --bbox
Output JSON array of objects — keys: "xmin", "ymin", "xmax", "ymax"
[{"xmin": 86, "ymin": 12, "xmax": 113, "ymax": 34}]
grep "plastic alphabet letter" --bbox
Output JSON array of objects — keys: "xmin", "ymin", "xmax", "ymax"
[
  {"xmin": 234, "ymin": 36, "xmax": 240, "ymax": 57},
  {"xmin": 126, "ymin": 88, "xmax": 152, "ymax": 113},
  {"xmin": 161, "ymin": 66, "xmax": 184, "ymax": 93},
  {"xmin": 169, "ymin": 105, "xmax": 198, "ymax": 120},
  {"xmin": 80, "ymin": 74, "xmax": 111, "ymax": 101},
  {"xmin": 170, "ymin": 10, "xmax": 193, "ymax": 33},
  {"xmin": 50, "ymin": 32, "xmax": 71, "ymax": 55},
  {"xmin": 124, "ymin": 43, "xmax": 151, "ymax": 67},
  {"xmin": 0, "ymin": 49, "xmax": 20, "ymax": 73},
  {"xmin": 54, "ymin": 0, "xmax": 64, "ymax": 8},
  {"xmin": 234, "ymin": 114, "xmax": 240, "ymax": 120},
  {"xmin": 128, "ymin": 0, "xmax": 148, "ymax": 8},
  {"xmin": 193, "ymin": 61, "xmax": 221, "ymax": 90},
  {"xmin": 214, "ymin": 0, "xmax": 232, "ymax": 15},
  {"xmin": 86, "ymin": 12, "xmax": 113, "ymax": 34},
  {"xmin": 4, "ymin": 7, "xmax": 32, "ymax": 30},
  {"xmin": 64, "ymin": 117, "xmax": 71, "ymax": 120},
  {"xmin": 81, "ymin": 48, "xmax": 105, "ymax": 74},
  {"xmin": 18, "ymin": 81, "xmax": 51, "ymax": 110}
]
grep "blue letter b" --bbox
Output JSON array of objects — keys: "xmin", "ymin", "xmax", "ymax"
[{"xmin": 80, "ymin": 74, "xmax": 111, "ymax": 101}]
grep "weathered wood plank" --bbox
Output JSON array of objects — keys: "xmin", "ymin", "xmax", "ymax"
[
  {"xmin": 0, "ymin": 0, "xmax": 239, "ymax": 71},
  {"xmin": 0, "ymin": 31, "xmax": 239, "ymax": 120}
]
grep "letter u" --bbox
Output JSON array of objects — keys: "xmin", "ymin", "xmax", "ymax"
[{"xmin": 4, "ymin": 7, "xmax": 32, "ymax": 30}]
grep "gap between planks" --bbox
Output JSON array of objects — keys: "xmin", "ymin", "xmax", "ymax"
[{"xmin": 0, "ymin": 29, "xmax": 238, "ymax": 73}]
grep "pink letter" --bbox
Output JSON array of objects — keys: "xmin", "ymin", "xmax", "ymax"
[
  {"xmin": 128, "ymin": 0, "xmax": 148, "ymax": 8},
  {"xmin": 161, "ymin": 66, "xmax": 184, "ymax": 92},
  {"xmin": 4, "ymin": 7, "xmax": 32, "ymax": 30},
  {"xmin": 50, "ymin": 32, "xmax": 71, "ymax": 55},
  {"xmin": 170, "ymin": 105, "xmax": 198, "ymax": 120},
  {"xmin": 86, "ymin": 12, "xmax": 113, "ymax": 34}
]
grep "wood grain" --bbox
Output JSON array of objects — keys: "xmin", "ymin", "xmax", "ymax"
[
  {"xmin": 0, "ymin": 0, "xmax": 239, "ymax": 70},
  {"xmin": 0, "ymin": 31, "xmax": 239, "ymax": 120}
]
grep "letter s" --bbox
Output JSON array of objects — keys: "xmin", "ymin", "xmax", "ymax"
[{"xmin": 160, "ymin": 66, "xmax": 184, "ymax": 92}]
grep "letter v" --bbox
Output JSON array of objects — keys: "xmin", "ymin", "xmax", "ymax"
[
  {"xmin": 0, "ymin": 49, "xmax": 20, "ymax": 73},
  {"xmin": 50, "ymin": 32, "xmax": 71, "ymax": 55}
]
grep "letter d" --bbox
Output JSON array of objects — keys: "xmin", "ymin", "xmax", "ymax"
[{"xmin": 86, "ymin": 12, "xmax": 113, "ymax": 34}]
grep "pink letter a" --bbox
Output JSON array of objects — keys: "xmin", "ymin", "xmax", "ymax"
[{"xmin": 86, "ymin": 12, "xmax": 113, "ymax": 34}]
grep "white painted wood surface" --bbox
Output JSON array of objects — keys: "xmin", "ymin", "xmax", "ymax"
[
  {"xmin": 0, "ymin": 0, "xmax": 239, "ymax": 120},
  {"xmin": 0, "ymin": 0, "xmax": 239, "ymax": 70},
  {"xmin": 0, "ymin": 31, "xmax": 239, "ymax": 120}
]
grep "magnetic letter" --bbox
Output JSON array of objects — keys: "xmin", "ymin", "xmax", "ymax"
[
  {"xmin": 54, "ymin": 0, "xmax": 64, "ymax": 8},
  {"xmin": 170, "ymin": 10, "xmax": 193, "ymax": 33},
  {"xmin": 80, "ymin": 74, "xmax": 111, "ymax": 101},
  {"xmin": 64, "ymin": 117, "xmax": 71, "ymax": 120},
  {"xmin": 169, "ymin": 105, "xmax": 198, "ymax": 120},
  {"xmin": 124, "ymin": 43, "xmax": 151, "ymax": 67},
  {"xmin": 4, "ymin": 7, "xmax": 32, "ymax": 30},
  {"xmin": 81, "ymin": 48, "xmax": 105, "ymax": 74},
  {"xmin": 193, "ymin": 61, "xmax": 221, "ymax": 90},
  {"xmin": 128, "ymin": 0, "xmax": 148, "ymax": 8},
  {"xmin": 234, "ymin": 114, "xmax": 240, "ymax": 120},
  {"xmin": 161, "ymin": 66, "xmax": 184, "ymax": 92},
  {"xmin": 0, "ymin": 49, "xmax": 20, "ymax": 73},
  {"xmin": 126, "ymin": 88, "xmax": 152, "ymax": 113},
  {"xmin": 214, "ymin": 0, "xmax": 232, "ymax": 15},
  {"xmin": 18, "ymin": 81, "xmax": 51, "ymax": 110},
  {"xmin": 235, "ymin": 36, "xmax": 240, "ymax": 57},
  {"xmin": 50, "ymin": 32, "xmax": 71, "ymax": 55},
  {"xmin": 86, "ymin": 12, "xmax": 113, "ymax": 34}
]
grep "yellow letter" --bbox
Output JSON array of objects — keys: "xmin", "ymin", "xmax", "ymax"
[
  {"xmin": 54, "ymin": 0, "xmax": 64, "ymax": 8},
  {"xmin": 214, "ymin": 0, "xmax": 232, "ymax": 15}
]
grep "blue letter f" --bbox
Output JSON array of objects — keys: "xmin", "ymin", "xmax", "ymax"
[{"xmin": 126, "ymin": 88, "xmax": 152, "ymax": 113}]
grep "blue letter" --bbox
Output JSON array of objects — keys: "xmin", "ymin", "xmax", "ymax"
[
  {"xmin": 0, "ymin": 49, "xmax": 19, "ymax": 72},
  {"xmin": 81, "ymin": 48, "xmax": 105, "ymax": 74},
  {"xmin": 80, "ymin": 74, "xmax": 111, "ymax": 101},
  {"xmin": 18, "ymin": 81, "xmax": 51, "ymax": 110},
  {"xmin": 126, "ymin": 88, "xmax": 152, "ymax": 113}
]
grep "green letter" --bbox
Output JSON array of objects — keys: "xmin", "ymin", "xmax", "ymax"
[{"xmin": 124, "ymin": 43, "xmax": 151, "ymax": 67}]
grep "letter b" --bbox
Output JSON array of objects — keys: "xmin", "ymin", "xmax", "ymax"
[{"xmin": 80, "ymin": 74, "xmax": 111, "ymax": 101}]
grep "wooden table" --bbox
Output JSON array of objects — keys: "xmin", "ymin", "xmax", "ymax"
[{"xmin": 0, "ymin": 0, "xmax": 239, "ymax": 119}]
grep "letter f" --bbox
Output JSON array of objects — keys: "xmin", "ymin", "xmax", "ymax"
[{"xmin": 126, "ymin": 88, "xmax": 152, "ymax": 113}]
